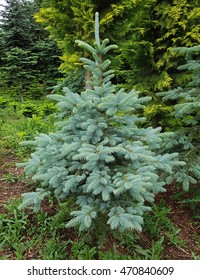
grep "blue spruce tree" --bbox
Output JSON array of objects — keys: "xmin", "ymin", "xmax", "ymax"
[
  {"xmin": 157, "ymin": 45, "xmax": 200, "ymax": 190},
  {"xmin": 19, "ymin": 13, "xmax": 184, "ymax": 232}
]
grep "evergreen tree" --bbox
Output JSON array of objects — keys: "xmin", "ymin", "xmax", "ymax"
[
  {"xmin": 113, "ymin": 0, "xmax": 200, "ymax": 127},
  {"xmin": 158, "ymin": 45, "xmax": 200, "ymax": 190},
  {"xmin": 0, "ymin": 28, "xmax": 6, "ymax": 67},
  {"xmin": 1, "ymin": 47, "xmax": 39, "ymax": 102},
  {"xmin": 0, "ymin": 0, "xmax": 39, "ymax": 49},
  {"xmin": 34, "ymin": 0, "xmax": 144, "ymax": 79},
  {"xmin": 35, "ymin": 0, "xmax": 95, "ymax": 73},
  {"xmin": 34, "ymin": 0, "xmax": 200, "ymax": 84},
  {"xmin": 19, "ymin": 13, "xmax": 184, "ymax": 232},
  {"xmin": 34, "ymin": 0, "xmax": 200, "ymax": 126},
  {"xmin": 115, "ymin": 0, "xmax": 200, "ymax": 92},
  {"xmin": 0, "ymin": 0, "xmax": 62, "ymax": 98}
]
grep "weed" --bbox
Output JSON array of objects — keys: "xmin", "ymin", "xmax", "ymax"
[
  {"xmin": 165, "ymin": 229, "xmax": 186, "ymax": 248},
  {"xmin": 192, "ymin": 252, "xmax": 200, "ymax": 260},
  {"xmin": 2, "ymin": 198, "xmax": 23, "ymax": 214},
  {"xmin": 0, "ymin": 200, "xmax": 28, "ymax": 248},
  {"xmin": 50, "ymin": 199, "xmax": 74, "ymax": 232},
  {"xmin": 114, "ymin": 230, "xmax": 138, "ymax": 252},
  {"xmin": 171, "ymin": 185, "xmax": 200, "ymax": 215},
  {"xmin": 143, "ymin": 200, "xmax": 174, "ymax": 237},
  {"xmin": 0, "ymin": 173, "xmax": 18, "ymax": 184},
  {"xmin": 98, "ymin": 244, "xmax": 132, "ymax": 260},
  {"xmin": 39, "ymin": 238, "xmax": 68, "ymax": 260},
  {"xmin": 37, "ymin": 212, "xmax": 51, "ymax": 229},
  {"xmin": 70, "ymin": 240, "xmax": 97, "ymax": 260},
  {"xmin": 0, "ymin": 255, "xmax": 10, "ymax": 260},
  {"xmin": 134, "ymin": 236, "xmax": 164, "ymax": 260},
  {"xmin": 12, "ymin": 243, "xmax": 27, "ymax": 260},
  {"xmin": 0, "ymin": 243, "xmax": 10, "ymax": 260},
  {"xmin": 143, "ymin": 200, "xmax": 186, "ymax": 249}
]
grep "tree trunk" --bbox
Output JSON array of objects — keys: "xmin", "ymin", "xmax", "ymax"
[{"xmin": 84, "ymin": 69, "xmax": 93, "ymax": 90}]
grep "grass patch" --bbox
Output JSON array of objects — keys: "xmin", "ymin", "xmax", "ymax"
[{"xmin": 0, "ymin": 196, "xmax": 194, "ymax": 260}]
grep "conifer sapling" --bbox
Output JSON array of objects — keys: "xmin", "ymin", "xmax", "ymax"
[
  {"xmin": 157, "ymin": 45, "xmax": 200, "ymax": 190},
  {"xmin": 18, "ymin": 13, "xmax": 184, "ymax": 232}
]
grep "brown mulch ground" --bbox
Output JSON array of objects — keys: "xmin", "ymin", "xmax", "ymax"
[
  {"xmin": 155, "ymin": 184, "xmax": 200, "ymax": 259},
  {"xmin": 0, "ymin": 156, "xmax": 200, "ymax": 259},
  {"xmin": 0, "ymin": 155, "xmax": 26, "ymax": 213}
]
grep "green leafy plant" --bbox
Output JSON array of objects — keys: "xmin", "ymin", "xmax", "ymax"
[
  {"xmin": 143, "ymin": 200, "xmax": 186, "ymax": 249},
  {"xmin": 0, "ymin": 99, "xmax": 56, "ymax": 159},
  {"xmin": 192, "ymin": 252, "xmax": 200, "ymax": 260},
  {"xmin": 134, "ymin": 236, "xmax": 164, "ymax": 260},
  {"xmin": 172, "ymin": 187, "xmax": 200, "ymax": 220},
  {"xmin": 98, "ymin": 243, "xmax": 132, "ymax": 260},
  {"xmin": 39, "ymin": 238, "xmax": 68, "ymax": 260},
  {"xmin": 0, "ymin": 173, "xmax": 17, "ymax": 184},
  {"xmin": 0, "ymin": 199, "xmax": 28, "ymax": 248},
  {"xmin": 49, "ymin": 199, "xmax": 75, "ymax": 232},
  {"xmin": 143, "ymin": 201, "xmax": 174, "ymax": 237},
  {"xmin": 165, "ymin": 229, "xmax": 186, "ymax": 248},
  {"xmin": 69, "ymin": 240, "xmax": 97, "ymax": 260}
]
